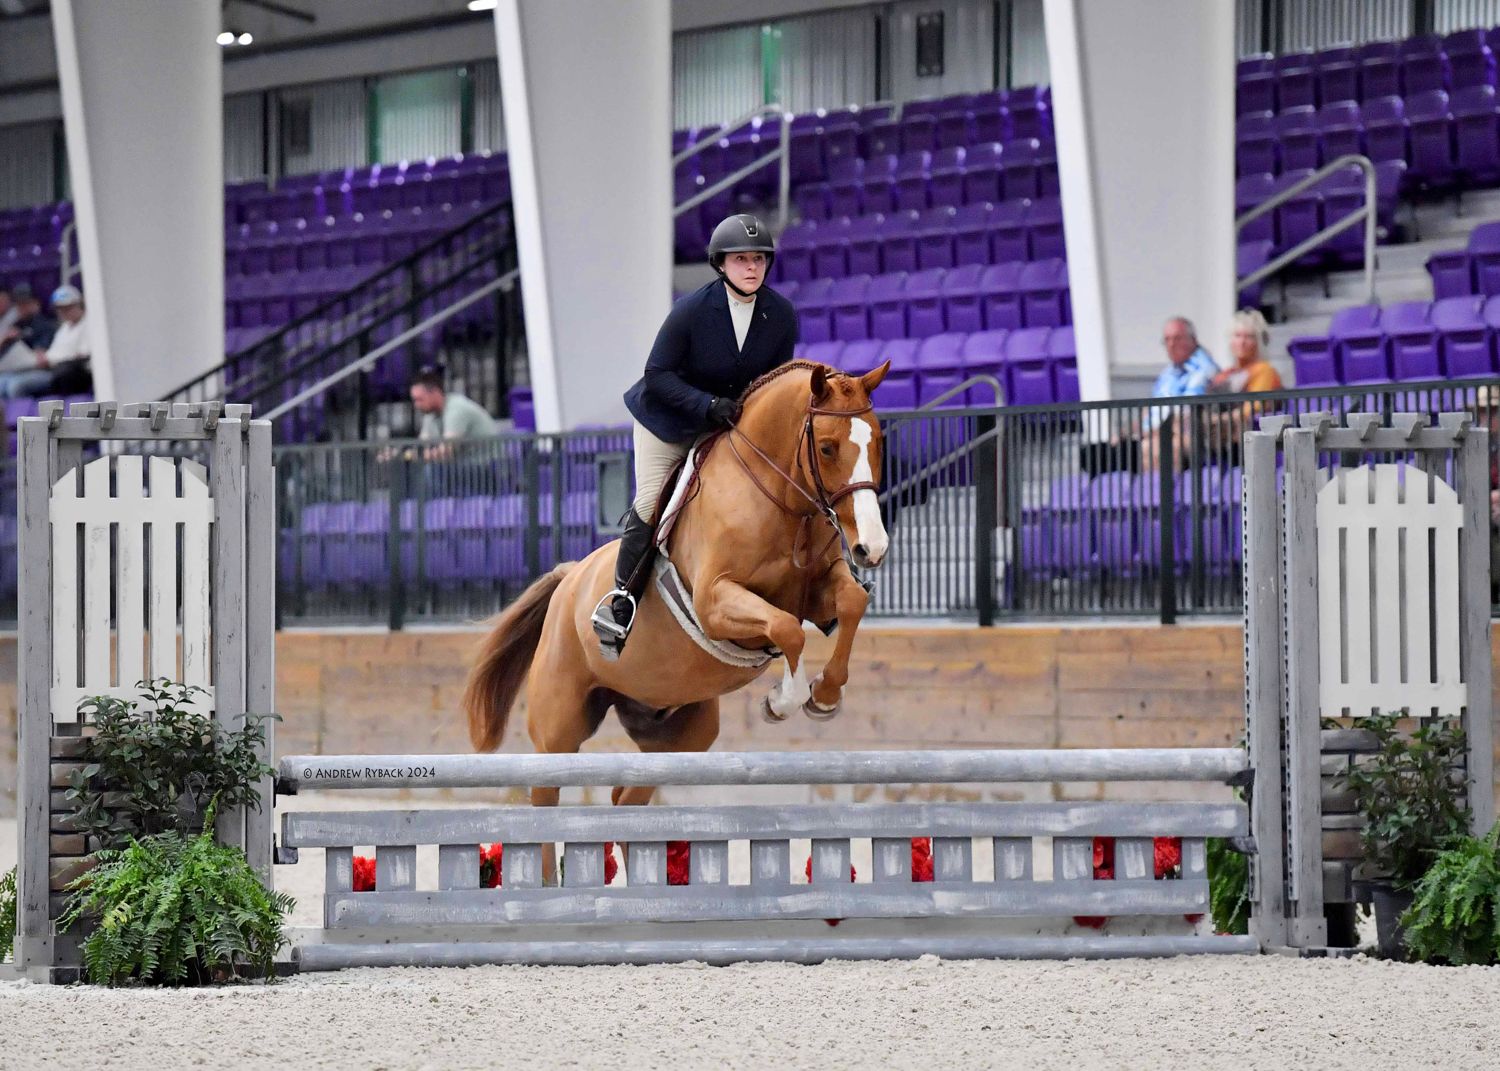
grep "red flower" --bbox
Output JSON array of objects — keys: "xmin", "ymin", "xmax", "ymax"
[
  {"xmin": 804, "ymin": 855, "xmax": 858, "ymax": 926},
  {"xmin": 667, "ymin": 840, "xmax": 691, "ymax": 886},
  {"xmin": 1153, "ymin": 837, "xmax": 1182, "ymax": 879},
  {"xmin": 352, "ymin": 854, "xmax": 376, "ymax": 892},
  {"xmin": 603, "ymin": 842, "xmax": 619, "ymax": 885},
  {"xmin": 1074, "ymin": 837, "xmax": 1115, "ymax": 928},
  {"xmin": 479, "ymin": 842, "xmax": 504, "ymax": 888},
  {"xmin": 911, "ymin": 837, "xmax": 934, "ymax": 883}
]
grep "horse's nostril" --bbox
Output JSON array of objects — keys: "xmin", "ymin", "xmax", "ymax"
[{"xmin": 854, "ymin": 543, "xmax": 868, "ymax": 559}]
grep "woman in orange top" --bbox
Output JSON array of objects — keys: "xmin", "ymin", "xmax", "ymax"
[{"xmin": 1208, "ymin": 308, "xmax": 1283, "ymax": 394}]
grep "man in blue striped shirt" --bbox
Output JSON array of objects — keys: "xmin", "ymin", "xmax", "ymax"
[{"xmin": 1153, "ymin": 316, "xmax": 1220, "ymax": 399}]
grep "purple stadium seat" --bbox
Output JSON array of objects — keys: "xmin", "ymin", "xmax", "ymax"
[
  {"xmin": 1007, "ymin": 94, "xmax": 1048, "ymax": 140},
  {"xmin": 1427, "ymin": 247, "xmax": 1474, "ymax": 299},
  {"xmin": 789, "ymin": 128, "xmax": 825, "ymax": 185},
  {"xmin": 1399, "ymin": 35, "xmax": 1449, "ymax": 95},
  {"xmin": 860, "ymin": 153, "xmax": 900, "ymax": 214},
  {"xmin": 935, "ymin": 109, "xmax": 974, "ymax": 150},
  {"xmin": 1317, "ymin": 165, "xmax": 1373, "ymax": 266},
  {"xmin": 1433, "ymin": 295, "xmax": 1491, "ymax": 377},
  {"xmin": 929, "ymin": 146, "xmax": 967, "ymax": 207},
  {"xmin": 802, "ymin": 339, "xmax": 847, "ymax": 370},
  {"xmin": 1003, "ymin": 327, "xmax": 1054, "ymax": 405},
  {"xmin": 793, "ymin": 183, "xmax": 832, "ymax": 222},
  {"xmin": 1335, "ymin": 302, "xmax": 1390, "ymax": 383},
  {"xmin": 831, "ymin": 274, "xmax": 876, "ymax": 341},
  {"xmin": 1406, "ymin": 90, "xmax": 1456, "ymax": 188},
  {"xmin": 962, "ymin": 143, "xmax": 1004, "ymax": 204},
  {"xmin": 894, "ymin": 150, "xmax": 933, "ymax": 210},
  {"xmin": 880, "ymin": 210, "xmax": 922, "ymax": 274},
  {"xmin": 1383, "ymin": 301, "xmax": 1439, "ymax": 380},
  {"xmin": 1239, "ymin": 54, "xmax": 1274, "ymax": 77},
  {"xmin": 1445, "ymin": 31, "xmax": 1497, "ymax": 92},
  {"xmin": 794, "ymin": 277, "xmax": 836, "ymax": 344},
  {"xmin": 867, "ymin": 272, "xmax": 910, "ymax": 340},
  {"xmin": 1358, "ymin": 41, "xmax": 1401, "ymax": 100},
  {"xmin": 900, "ymin": 113, "xmax": 937, "ymax": 154},
  {"xmin": 846, "ymin": 215, "xmax": 886, "ymax": 277},
  {"xmin": 1277, "ymin": 106, "xmax": 1321, "ymax": 171},
  {"xmin": 942, "ymin": 263, "xmax": 986, "ymax": 334},
  {"xmin": 1471, "ymin": 221, "xmax": 1500, "ymax": 295},
  {"xmin": 1000, "ymin": 138, "xmax": 1043, "ymax": 200},
  {"xmin": 1027, "ymin": 197, "xmax": 1066, "ymax": 261},
  {"xmin": 1318, "ymin": 56, "xmax": 1360, "ymax": 105},
  {"xmin": 839, "ymin": 338, "xmax": 884, "ymax": 376},
  {"xmin": 1048, "ymin": 325, "xmax": 1079, "ymax": 404},
  {"xmin": 915, "ymin": 332, "xmax": 967, "ymax": 406},
  {"xmin": 1236, "ymin": 112, "xmax": 1278, "ymax": 175},
  {"xmin": 1278, "ymin": 66, "xmax": 1317, "ymax": 110},
  {"xmin": 904, "ymin": 268, "xmax": 948, "ymax": 337},
  {"xmin": 822, "ymin": 121, "xmax": 861, "ymax": 173},
  {"xmin": 1236, "ymin": 172, "xmax": 1277, "ymax": 244},
  {"xmin": 1453, "ymin": 85, "xmax": 1500, "ymax": 183},
  {"xmin": 915, "ymin": 205, "xmax": 959, "ymax": 269},
  {"xmin": 811, "ymin": 218, "xmax": 853, "ymax": 279},
  {"xmin": 1317, "ymin": 100, "xmax": 1364, "ymax": 162},
  {"xmin": 877, "ymin": 338, "xmax": 921, "ymax": 408},
  {"xmin": 980, "ymin": 262, "xmax": 1025, "ymax": 330},
  {"xmin": 961, "ymin": 328, "xmax": 1008, "ymax": 379},
  {"xmin": 1237, "ymin": 239, "xmax": 1274, "ymax": 308},
  {"xmin": 864, "ymin": 119, "xmax": 902, "ymax": 159},
  {"xmin": 827, "ymin": 156, "xmax": 865, "ymax": 218},
  {"xmin": 1273, "ymin": 168, "xmax": 1320, "ymax": 261},
  {"xmin": 991, "ymin": 199, "xmax": 1031, "ymax": 263},
  {"xmin": 1019, "ymin": 259, "xmax": 1068, "ymax": 327},
  {"xmin": 1239, "ymin": 71, "xmax": 1277, "ymax": 115},
  {"xmin": 1362, "ymin": 96, "xmax": 1408, "ymax": 164}
]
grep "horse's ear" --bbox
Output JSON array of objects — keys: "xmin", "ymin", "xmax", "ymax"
[
  {"xmin": 860, "ymin": 360, "xmax": 892, "ymax": 394},
  {"xmin": 810, "ymin": 364, "xmax": 831, "ymax": 402}
]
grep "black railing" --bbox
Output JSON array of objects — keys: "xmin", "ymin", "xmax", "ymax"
[
  {"xmin": 162, "ymin": 200, "xmax": 521, "ymax": 443},
  {"xmin": 3, "ymin": 376, "xmax": 1497, "ymax": 631}
]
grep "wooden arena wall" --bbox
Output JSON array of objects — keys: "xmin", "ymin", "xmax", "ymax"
[{"xmin": 3, "ymin": 622, "xmax": 1497, "ymax": 814}]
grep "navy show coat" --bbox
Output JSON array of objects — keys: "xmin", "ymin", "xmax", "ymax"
[{"xmin": 624, "ymin": 280, "xmax": 799, "ymax": 443}]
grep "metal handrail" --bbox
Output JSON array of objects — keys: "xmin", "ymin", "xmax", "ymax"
[
  {"xmin": 674, "ymin": 103, "xmax": 791, "ymax": 230},
  {"xmin": 917, "ymin": 374, "xmax": 1003, "ymax": 411},
  {"xmin": 1234, "ymin": 153, "xmax": 1377, "ymax": 303}
]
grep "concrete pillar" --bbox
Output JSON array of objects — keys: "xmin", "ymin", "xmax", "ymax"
[
  {"xmin": 493, "ymin": 0, "xmax": 673, "ymax": 432},
  {"xmin": 1044, "ymin": 0, "xmax": 1237, "ymax": 400},
  {"xmin": 51, "ymin": 0, "xmax": 224, "ymax": 403}
]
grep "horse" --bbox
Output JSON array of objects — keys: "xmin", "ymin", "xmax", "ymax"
[{"xmin": 461, "ymin": 359, "xmax": 892, "ymax": 817}]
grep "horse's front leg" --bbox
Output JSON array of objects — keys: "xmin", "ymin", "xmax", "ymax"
[
  {"xmin": 803, "ymin": 560, "xmax": 868, "ymax": 720},
  {"xmin": 697, "ymin": 576, "xmax": 809, "ymax": 723}
]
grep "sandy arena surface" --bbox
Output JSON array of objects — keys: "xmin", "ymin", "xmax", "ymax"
[{"xmin": 6, "ymin": 814, "xmax": 1500, "ymax": 1071}]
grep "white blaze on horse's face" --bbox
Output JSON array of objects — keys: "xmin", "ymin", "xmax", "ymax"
[{"xmin": 847, "ymin": 416, "xmax": 888, "ymax": 568}]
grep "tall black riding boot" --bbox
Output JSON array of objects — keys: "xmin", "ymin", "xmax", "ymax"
[{"xmin": 591, "ymin": 507, "xmax": 657, "ymax": 659}]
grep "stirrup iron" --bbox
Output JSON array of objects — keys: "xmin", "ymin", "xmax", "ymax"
[{"xmin": 591, "ymin": 588, "xmax": 636, "ymax": 658}]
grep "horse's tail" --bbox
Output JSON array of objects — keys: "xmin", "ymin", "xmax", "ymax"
[{"xmin": 463, "ymin": 563, "xmax": 573, "ymax": 752}]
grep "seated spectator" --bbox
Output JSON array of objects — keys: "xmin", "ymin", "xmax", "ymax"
[
  {"xmin": 1207, "ymin": 308, "xmax": 1283, "ymax": 394},
  {"xmin": 0, "ymin": 284, "xmax": 57, "ymax": 399},
  {"xmin": 1152, "ymin": 316, "xmax": 1219, "ymax": 402},
  {"xmin": 29, "ymin": 286, "xmax": 92, "ymax": 397},
  {"xmin": 0, "ymin": 282, "xmax": 17, "ymax": 338}
]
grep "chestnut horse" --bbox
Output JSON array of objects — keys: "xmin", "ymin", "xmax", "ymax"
[{"xmin": 462, "ymin": 360, "xmax": 891, "ymax": 812}]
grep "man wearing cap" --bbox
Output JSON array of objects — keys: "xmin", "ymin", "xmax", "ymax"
[
  {"xmin": 31, "ymin": 285, "xmax": 93, "ymax": 396},
  {"xmin": 0, "ymin": 283, "xmax": 57, "ymax": 398},
  {"xmin": 591, "ymin": 212, "xmax": 799, "ymax": 657}
]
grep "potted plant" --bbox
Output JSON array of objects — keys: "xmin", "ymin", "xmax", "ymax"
[
  {"xmin": 1338, "ymin": 712, "xmax": 1472, "ymax": 958},
  {"xmin": 1402, "ymin": 823, "xmax": 1500, "ymax": 966}
]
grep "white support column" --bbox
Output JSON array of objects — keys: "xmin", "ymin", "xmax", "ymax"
[
  {"xmin": 1044, "ymin": 0, "xmax": 1237, "ymax": 400},
  {"xmin": 493, "ymin": 0, "xmax": 674, "ymax": 432},
  {"xmin": 50, "ymin": 0, "xmax": 224, "ymax": 402}
]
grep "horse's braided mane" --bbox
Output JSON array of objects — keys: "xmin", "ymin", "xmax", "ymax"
[{"xmin": 737, "ymin": 359, "xmax": 850, "ymax": 405}]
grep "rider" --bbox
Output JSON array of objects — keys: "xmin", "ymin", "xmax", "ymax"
[{"xmin": 591, "ymin": 213, "xmax": 800, "ymax": 657}]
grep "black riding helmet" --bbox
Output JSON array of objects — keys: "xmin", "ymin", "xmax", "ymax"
[{"xmin": 707, "ymin": 214, "xmax": 775, "ymax": 297}]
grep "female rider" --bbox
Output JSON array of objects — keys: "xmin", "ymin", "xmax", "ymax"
[{"xmin": 592, "ymin": 213, "xmax": 800, "ymax": 658}]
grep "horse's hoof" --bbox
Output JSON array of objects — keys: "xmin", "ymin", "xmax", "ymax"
[
  {"xmin": 804, "ymin": 696, "xmax": 842, "ymax": 720},
  {"xmin": 761, "ymin": 695, "xmax": 789, "ymax": 723}
]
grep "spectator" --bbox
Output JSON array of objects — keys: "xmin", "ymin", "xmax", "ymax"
[
  {"xmin": 0, "ymin": 284, "xmax": 57, "ymax": 399},
  {"xmin": 30, "ymin": 285, "xmax": 93, "ymax": 397},
  {"xmin": 0, "ymin": 282, "xmax": 17, "ymax": 338},
  {"xmin": 1152, "ymin": 316, "xmax": 1219, "ymax": 401},
  {"xmin": 1207, "ymin": 308, "xmax": 1283, "ymax": 394},
  {"xmin": 411, "ymin": 365, "xmax": 498, "ymax": 443}
]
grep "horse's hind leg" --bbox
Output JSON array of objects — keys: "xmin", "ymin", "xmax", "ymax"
[{"xmin": 611, "ymin": 698, "xmax": 722, "ymax": 808}]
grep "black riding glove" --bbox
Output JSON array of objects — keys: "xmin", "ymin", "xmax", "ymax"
[{"xmin": 708, "ymin": 397, "xmax": 740, "ymax": 428}]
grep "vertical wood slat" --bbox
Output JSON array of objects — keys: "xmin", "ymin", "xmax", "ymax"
[
  {"xmin": 1405, "ymin": 467, "xmax": 1433, "ymax": 690},
  {"xmin": 16, "ymin": 417, "xmax": 54, "ymax": 967},
  {"xmin": 376, "ymin": 845, "xmax": 416, "ymax": 892},
  {"xmin": 210, "ymin": 422, "xmax": 247, "ymax": 854},
  {"xmin": 994, "ymin": 837, "xmax": 1033, "ymax": 881},
  {"xmin": 81, "ymin": 459, "xmax": 111, "ymax": 692},
  {"xmin": 505, "ymin": 844, "xmax": 543, "ymax": 888},
  {"xmin": 690, "ymin": 841, "xmax": 729, "ymax": 885},
  {"xmin": 438, "ymin": 845, "xmax": 479, "ymax": 890},
  {"xmin": 114, "ymin": 456, "xmax": 146, "ymax": 691},
  {"xmin": 872, "ymin": 837, "xmax": 911, "ymax": 883},
  {"xmin": 1341, "ymin": 471, "xmax": 1374, "ymax": 703},
  {"xmin": 749, "ymin": 840, "xmax": 789, "ymax": 887},
  {"xmin": 147, "ymin": 456, "xmax": 178, "ymax": 683},
  {"xmin": 628, "ymin": 842, "xmax": 669, "ymax": 886},
  {"xmin": 562, "ymin": 842, "xmax": 607, "ymax": 887},
  {"xmin": 1053, "ymin": 838, "xmax": 1094, "ymax": 883},
  {"xmin": 1183, "ymin": 839, "xmax": 1208, "ymax": 879},
  {"xmin": 810, "ymin": 839, "xmax": 851, "ymax": 883},
  {"xmin": 1432, "ymin": 477, "xmax": 1463, "ymax": 697},
  {"xmin": 50, "ymin": 464, "xmax": 78, "ymax": 711},
  {"xmin": 933, "ymin": 837, "xmax": 972, "ymax": 881},
  {"xmin": 1116, "ymin": 838, "xmax": 1153, "ymax": 881},
  {"xmin": 243, "ymin": 422, "xmax": 276, "ymax": 888},
  {"xmin": 1459, "ymin": 427, "xmax": 1495, "ymax": 834},
  {"xmin": 325, "ymin": 847, "xmax": 353, "ymax": 929},
  {"xmin": 1372, "ymin": 466, "xmax": 1402, "ymax": 687}
]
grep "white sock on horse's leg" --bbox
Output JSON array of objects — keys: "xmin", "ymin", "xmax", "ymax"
[{"xmin": 768, "ymin": 658, "xmax": 812, "ymax": 721}]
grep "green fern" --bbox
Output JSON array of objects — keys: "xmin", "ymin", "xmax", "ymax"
[
  {"xmin": 1403, "ymin": 824, "xmax": 1500, "ymax": 966},
  {"xmin": 1206, "ymin": 838, "xmax": 1250, "ymax": 935},
  {"xmin": 0, "ymin": 866, "xmax": 16, "ymax": 963},
  {"xmin": 60, "ymin": 809, "xmax": 293, "ymax": 986}
]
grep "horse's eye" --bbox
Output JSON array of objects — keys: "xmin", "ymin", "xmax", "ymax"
[{"xmin": 819, "ymin": 441, "xmax": 837, "ymax": 459}]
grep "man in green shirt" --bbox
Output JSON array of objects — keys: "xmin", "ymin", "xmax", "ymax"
[{"xmin": 412, "ymin": 366, "xmax": 499, "ymax": 442}]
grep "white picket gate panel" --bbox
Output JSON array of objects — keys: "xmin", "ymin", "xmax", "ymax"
[
  {"xmin": 48, "ymin": 455, "xmax": 216, "ymax": 722},
  {"xmin": 1316, "ymin": 463, "xmax": 1465, "ymax": 717}
]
